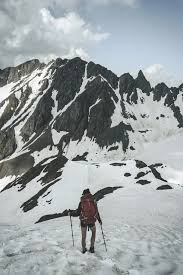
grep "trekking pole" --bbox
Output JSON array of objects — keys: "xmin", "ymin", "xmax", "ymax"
[
  {"xmin": 69, "ymin": 212, "xmax": 75, "ymax": 247},
  {"xmin": 100, "ymin": 224, "xmax": 107, "ymax": 252}
]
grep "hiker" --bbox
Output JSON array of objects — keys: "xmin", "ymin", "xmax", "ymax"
[{"xmin": 68, "ymin": 188, "xmax": 102, "ymax": 254}]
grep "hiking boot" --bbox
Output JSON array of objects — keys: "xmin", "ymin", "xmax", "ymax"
[
  {"xmin": 82, "ymin": 248, "xmax": 87, "ymax": 254},
  {"xmin": 89, "ymin": 246, "xmax": 95, "ymax": 253}
]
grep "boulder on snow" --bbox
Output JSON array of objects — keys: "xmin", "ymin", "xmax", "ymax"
[
  {"xmin": 108, "ymin": 145, "xmax": 119, "ymax": 152},
  {"xmin": 135, "ymin": 160, "xmax": 147, "ymax": 169},
  {"xmin": 136, "ymin": 180, "xmax": 151, "ymax": 185},
  {"xmin": 149, "ymin": 165, "xmax": 167, "ymax": 182},
  {"xmin": 94, "ymin": 186, "xmax": 122, "ymax": 202},
  {"xmin": 110, "ymin": 162, "xmax": 126, "ymax": 166},
  {"xmin": 135, "ymin": 171, "xmax": 150, "ymax": 179},
  {"xmin": 124, "ymin": 173, "xmax": 131, "ymax": 177},
  {"xmin": 157, "ymin": 185, "xmax": 173, "ymax": 190},
  {"xmin": 72, "ymin": 152, "xmax": 88, "ymax": 161}
]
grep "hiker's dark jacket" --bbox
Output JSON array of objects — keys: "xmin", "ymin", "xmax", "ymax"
[{"xmin": 69, "ymin": 194, "xmax": 102, "ymax": 224}]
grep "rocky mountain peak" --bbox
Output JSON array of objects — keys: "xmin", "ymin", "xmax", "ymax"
[
  {"xmin": 119, "ymin": 73, "xmax": 134, "ymax": 91},
  {"xmin": 153, "ymin": 82, "xmax": 170, "ymax": 101},
  {"xmin": 0, "ymin": 59, "xmax": 43, "ymax": 88},
  {"xmin": 0, "ymin": 56, "xmax": 183, "ymax": 166},
  {"xmin": 135, "ymin": 70, "xmax": 151, "ymax": 95}
]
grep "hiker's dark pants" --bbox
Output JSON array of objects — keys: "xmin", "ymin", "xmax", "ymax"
[{"xmin": 81, "ymin": 224, "xmax": 96, "ymax": 249}]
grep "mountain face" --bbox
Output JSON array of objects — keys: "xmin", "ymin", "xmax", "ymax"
[{"xmin": 0, "ymin": 57, "xmax": 183, "ymax": 222}]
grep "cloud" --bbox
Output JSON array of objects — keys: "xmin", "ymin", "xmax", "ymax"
[
  {"xmin": 143, "ymin": 64, "xmax": 182, "ymax": 87},
  {"xmin": 53, "ymin": 0, "xmax": 138, "ymax": 10},
  {"xmin": 0, "ymin": 0, "xmax": 109, "ymax": 68},
  {"xmin": 92, "ymin": 0, "xmax": 137, "ymax": 8}
]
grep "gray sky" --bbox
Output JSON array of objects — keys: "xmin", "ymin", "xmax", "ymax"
[{"xmin": 0, "ymin": 0, "xmax": 182, "ymax": 86}]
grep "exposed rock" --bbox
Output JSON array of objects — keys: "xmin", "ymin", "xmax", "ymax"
[
  {"xmin": 21, "ymin": 88, "xmax": 53, "ymax": 141},
  {"xmin": 124, "ymin": 173, "xmax": 131, "ymax": 177},
  {"xmin": 135, "ymin": 160, "xmax": 147, "ymax": 169},
  {"xmin": 149, "ymin": 165, "xmax": 167, "ymax": 182},
  {"xmin": 0, "ymin": 153, "xmax": 34, "ymax": 179},
  {"xmin": 52, "ymin": 57, "xmax": 86, "ymax": 111},
  {"xmin": 135, "ymin": 70, "xmax": 151, "ymax": 95},
  {"xmin": 171, "ymin": 105, "xmax": 183, "ymax": 128},
  {"xmin": 35, "ymin": 210, "xmax": 68, "ymax": 224},
  {"xmin": 135, "ymin": 171, "xmax": 150, "ymax": 179},
  {"xmin": 136, "ymin": 180, "xmax": 151, "ymax": 185},
  {"xmin": 8, "ymin": 59, "xmax": 42, "ymax": 84},
  {"xmin": 157, "ymin": 185, "xmax": 173, "ymax": 190},
  {"xmin": 87, "ymin": 61, "xmax": 119, "ymax": 89},
  {"xmin": 0, "ymin": 128, "xmax": 17, "ymax": 160},
  {"xmin": 21, "ymin": 181, "xmax": 58, "ymax": 212},
  {"xmin": 2, "ymin": 155, "xmax": 67, "ymax": 192},
  {"xmin": 39, "ymin": 78, "xmax": 49, "ymax": 92},
  {"xmin": 0, "ymin": 59, "xmax": 42, "ymax": 87},
  {"xmin": 150, "ymin": 163, "xmax": 164, "ymax": 168},
  {"xmin": 94, "ymin": 122, "xmax": 133, "ymax": 150},
  {"xmin": 54, "ymin": 74, "xmax": 130, "ymax": 149},
  {"xmin": 93, "ymin": 186, "xmax": 122, "ymax": 201},
  {"xmin": 40, "ymin": 155, "xmax": 68, "ymax": 185},
  {"xmin": 14, "ymin": 86, "xmax": 32, "ymax": 116},
  {"xmin": 108, "ymin": 145, "xmax": 119, "ymax": 152},
  {"xmin": 72, "ymin": 152, "xmax": 88, "ymax": 161},
  {"xmin": 110, "ymin": 162, "xmax": 126, "ymax": 166},
  {"xmin": 153, "ymin": 82, "xmax": 170, "ymax": 101},
  {"xmin": 0, "ymin": 67, "xmax": 11, "ymax": 87},
  {"xmin": 119, "ymin": 73, "xmax": 137, "ymax": 103},
  {"xmin": 0, "ymin": 93, "xmax": 19, "ymax": 129}
]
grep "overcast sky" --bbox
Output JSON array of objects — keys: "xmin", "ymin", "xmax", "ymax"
[{"xmin": 0, "ymin": 0, "xmax": 182, "ymax": 87}]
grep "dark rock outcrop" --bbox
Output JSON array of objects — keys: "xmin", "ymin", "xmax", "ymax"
[
  {"xmin": 135, "ymin": 70, "xmax": 151, "ymax": 95},
  {"xmin": 0, "ymin": 59, "xmax": 42, "ymax": 87},
  {"xmin": 149, "ymin": 165, "xmax": 167, "ymax": 182},
  {"xmin": 21, "ymin": 180, "xmax": 58, "ymax": 212},
  {"xmin": 0, "ymin": 93, "xmax": 19, "ymax": 129},
  {"xmin": 119, "ymin": 73, "xmax": 137, "ymax": 103},
  {"xmin": 124, "ymin": 173, "xmax": 131, "ymax": 177},
  {"xmin": 135, "ymin": 160, "xmax": 147, "ymax": 169},
  {"xmin": 136, "ymin": 180, "xmax": 151, "ymax": 185},
  {"xmin": 135, "ymin": 171, "xmax": 150, "ymax": 179},
  {"xmin": 72, "ymin": 152, "xmax": 88, "ymax": 161},
  {"xmin": 0, "ymin": 153, "xmax": 34, "ymax": 179},
  {"xmin": 52, "ymin": 57, "xmax": 86, "ymax": 111},
  {"xmin": 110, "ymin": 162, "xmax": 126, "ymax": 166},
  {"xmin": 87, "ymin": 61, "xmax": 119, "ymax": 89},
  {"xmin": 157, "ymin": 185, "xmax": 173, "ymax": 190},
  {"xmin": 2, "ymin": 154, "xmax": 67, "ymax": 192},
  {"xmin": 21, "ymin": 88, "xmax": 53, "ymax": 141},
  {"xmin": 0, "ymin": 128, "xmax": 17, "ymax": 160},
  {"xmin": 153, "ymin": 83, "xmax": 170, "ymax": 102},
  {"xmin": 108, "ymin": 145, "xmax": 119, "ymax": 152}
]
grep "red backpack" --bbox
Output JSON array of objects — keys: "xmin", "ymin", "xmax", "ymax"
[{"xmin": 80, "ymin": 194, "xmax": 97, "ymax": 225}]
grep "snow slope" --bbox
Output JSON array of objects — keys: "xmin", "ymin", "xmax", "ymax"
[
  {"xmin": 0, "ymin": 144, "xmax": 183, "ymax": 274},
  {"xmin": 0, "ymin": 179, "xmax": 183, "ymax": 275},
  {"xmin": 139, "ymin": 132, "xmax": 183, "ymax": 169}
]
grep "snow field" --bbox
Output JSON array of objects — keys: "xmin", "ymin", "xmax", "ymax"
[{"xmin": 0, "ymin": 187, "xmax": 183, "ymax": 275}]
